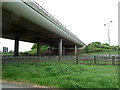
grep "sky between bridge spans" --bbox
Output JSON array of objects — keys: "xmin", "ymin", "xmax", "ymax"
[{"xmin": 0, "ymin": 0, "xmax": 119, "ymax": 52}]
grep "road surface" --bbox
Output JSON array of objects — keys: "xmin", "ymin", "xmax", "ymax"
[{"xmin": 2, "ymin": 81, "xmax": 34, "ymax": 88}]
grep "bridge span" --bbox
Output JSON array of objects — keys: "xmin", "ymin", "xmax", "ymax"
[{"xmin": 1, "ymin": 0, "xmax": 85, "ymax": 56}]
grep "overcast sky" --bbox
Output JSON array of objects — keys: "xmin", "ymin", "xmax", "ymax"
[{"xmin": 0, "ymin": 0, "xmax": 119, "ymax": 52}]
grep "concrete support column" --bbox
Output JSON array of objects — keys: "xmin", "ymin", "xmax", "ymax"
[
  {"xmin": 50, "ymin": 44, "xmax": 53, "ymax": 55},
  {"xmin": 14, "ymin": 37, "xmax": 19, "ymax": 56},
  {"xmin": 50, "ymin": 45, "xmax": 53, "ymax": 50},
  {"xmin": 63, "ymin": 45, "xmax": 65, "ymax": 55},
  {"xmin": 75, "ymin": 45, "xmax": 77, "ymax": 56},
  {"xmin": 37, "ymin": 40, "xmax": 41, "ymax": 56},
  {"xmin": 59, "ymin": 38, "xmax": 62, "ymax": 56}
]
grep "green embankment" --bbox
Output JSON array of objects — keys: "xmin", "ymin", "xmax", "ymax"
[
  {"xmin": 82, "ymin": 50, "xmax": 119, "ymax": 55},
  {"xmin": 2, "ymin": 62, "xmax": 118, "ymax": 88}
]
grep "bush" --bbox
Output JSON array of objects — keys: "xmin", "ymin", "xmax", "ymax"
[{"xmin": 85, "ymin": 42, "xmax": 119, "ymax": 53}]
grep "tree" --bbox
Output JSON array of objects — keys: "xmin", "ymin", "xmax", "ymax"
[
  {"xmin": 8, "ymin": 50, "xmax": 14, "ymax": 54},
  {"xmin": 24, "ymin": 43, "xmax": 50, "ymax": 55},
  {"xmin": 31, "ymin": 43, "xmax": 37, "ymax": 50},
  {"xmin": 85, "ymin": 42, "xmax": 102, "ymax": 53}
]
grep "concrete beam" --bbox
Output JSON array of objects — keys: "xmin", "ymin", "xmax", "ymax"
[
  {"xmin": 37, "ymin": 40, "xmax": 41, "ymax": 56},
  {"xmin": 59, "ymin": 38, "xmax": 62, "ymax": 56},
  {"xmin": 14, "ymin": 37, "xmax": 19, "ymax": 56}
]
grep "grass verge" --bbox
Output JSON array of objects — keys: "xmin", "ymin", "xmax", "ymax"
[{"xmin": 2, "ymin": 61, "xmax": 118, "ymax": 88}]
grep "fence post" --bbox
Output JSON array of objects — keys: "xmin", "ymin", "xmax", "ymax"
[
  {"xmin": 76, "ymin": 56, "xmax": 78, "ymax": 64},
  {"xmin": 94, "ymin": 55, "xmax": 96, "ymax": 64},
  {"xmin": 112, "ymin": 56, "xmax": 115, "ymax": 65},
  {"xmin": 2, "ymin": 56, "xmax": 5, "ymax": 64},
  {"xmin": 59, "ymin": 56, "xmax": 61, "ymax": 62}
]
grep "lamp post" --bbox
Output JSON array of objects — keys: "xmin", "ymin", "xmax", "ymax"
[{"xmin": 104, "ymin": 20, "xmax": 112, "ymax": 57}]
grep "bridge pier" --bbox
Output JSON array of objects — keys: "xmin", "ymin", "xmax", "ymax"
[
  {"xmin": 75, "ymin": 45, "xmax": 77, "ymax": 56},
  {"xmin": 37, "ymin": 40, "xmax": 41, "ymax": 56},
  {"xmin": 14, "ymin": 37, "xmax": 19, "ymax": 56},
  {"xmin": 50, "ymin": 45, "xmax": 53, "ymax": 55},
  {"xmin": 59, "ymin": 38, "xmax": 62, "ymax": 56},
  {"xmin": 63, "ymin": 45, "xmax": 65, "ymax": 55}
]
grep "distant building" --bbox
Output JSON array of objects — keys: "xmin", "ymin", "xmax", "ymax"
[{"xmin": 3, "ymin": 47, "xmax": 8, "ymax": 53}]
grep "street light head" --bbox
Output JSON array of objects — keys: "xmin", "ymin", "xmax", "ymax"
[{"xmin": 104, "ymin": 20, "xmax": 112, "ymax": 26}]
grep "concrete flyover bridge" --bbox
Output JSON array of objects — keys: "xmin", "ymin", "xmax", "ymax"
[{"xmin": 1, "ymin": 0, "xmax": 85, "ymax": 56}]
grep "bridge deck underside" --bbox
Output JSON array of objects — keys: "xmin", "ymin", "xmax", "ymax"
[{"xmin": 2, "ymin": 8, "xmax": 75, "ymax": 48}]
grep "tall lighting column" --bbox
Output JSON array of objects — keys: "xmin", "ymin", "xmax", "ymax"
[{"xmin": 104, "ymin": 20, "xmax": 112, "ymax": 57}]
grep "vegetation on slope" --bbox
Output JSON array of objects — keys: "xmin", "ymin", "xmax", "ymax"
[{"xmin": 83, "ymin": 42, "xmax": 119, "ymax": 54}]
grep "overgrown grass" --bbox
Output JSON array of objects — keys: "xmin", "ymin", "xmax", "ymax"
[{"xmin": 2, "ymin": 61, "xmax": 118, "ymax": 88}]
